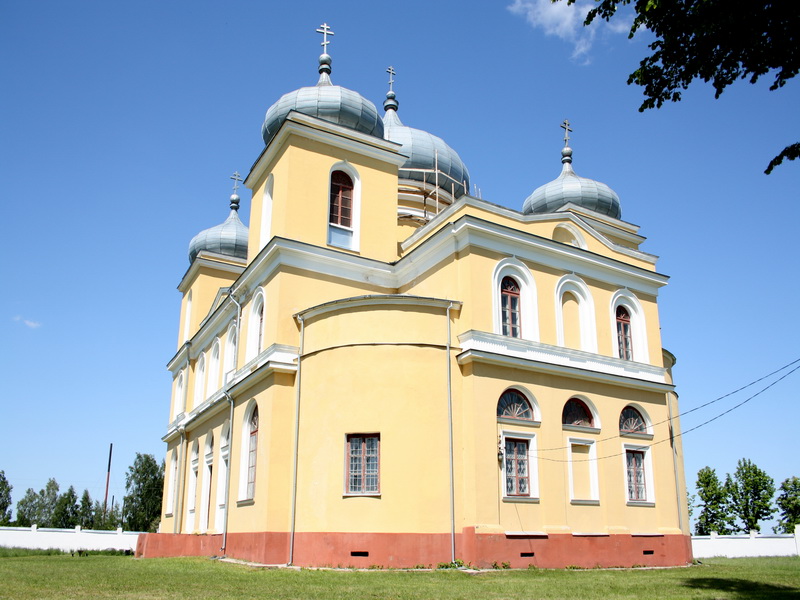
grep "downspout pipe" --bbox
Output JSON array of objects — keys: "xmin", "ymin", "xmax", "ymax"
[
  {"xmin": 445, "ymin": 302, "xmax": 456, "ymax": 564},
  {"xmin": 288, "ymin": 314, "xmax": 305, "ymax": 566},
  {"xmin": 220, "ymin": 392, "xmax": 235, "ymax": 555}
]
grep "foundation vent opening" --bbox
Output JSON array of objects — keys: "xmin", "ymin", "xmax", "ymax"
[
  {"xmin": 643, "ymin": 550, "xmax": 654, "ymax": 555},
  {"xmin": 350, "ymin": 551, "xmax": 369, "ymax": 557},
  {"xmin": 520, "ymin": 552, "xmax": 534, "ymax": 557}
]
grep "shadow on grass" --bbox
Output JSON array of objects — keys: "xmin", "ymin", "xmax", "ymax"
[{"xmin": 682, "ymin": 577, "xmax": 800, "ymax": 599}]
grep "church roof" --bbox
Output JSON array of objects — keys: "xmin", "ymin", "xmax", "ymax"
[
  {"xmin": 188, "ymin": 193, "xmax": 249, "ymax": 263},
  {"xmin": 382, "ymin": 88, "xmax": 470, "ymax": 199},
  {"xmin": 522, "ymin": 144, "xmax": 621, "ymax": 219}
]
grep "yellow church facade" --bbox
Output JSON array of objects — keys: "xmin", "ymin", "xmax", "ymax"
[{"xmin": 137, "ymin": 33, "xmax": 692, "ymax": 568}]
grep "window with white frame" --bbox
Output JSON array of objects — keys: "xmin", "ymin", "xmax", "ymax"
[
  {"xmin": 207, "ymin": 340, "xmax": 220, "ymax": 397},
  {"xmin": 246, "ymin": 407, "xmax": 258, "ymax": 499},
  {"xmin": 345, "ymin": 434, "xmax": 380, "ymax": 495},
  {"xmin": 260, "ymin": 174, "xmax": 274, "ymax": 250},
  {"xmin": 193, "ymin": 354, "xmax": 206, "ymax": 409},
  {"xmin": 223, "ymin": 325, "xmax": 237, "ymax": 384},
  {"xmin": 555, "ymin": 275, "xmax": 597, "ymax": 353},
  {"xmin": 623, "ymin": 444, "xmax": 654, "ymax": 504},
  {"xmin": 492, "ymin": 258, "xmax": 539, "ymax": 341},
  {"xmin": 200, "ymin": 434, "xmax": 214, "ymax": 533},
  {"xmin": 247, "ymin": 293, "xmax": 265, "ymax": 361},
  {"xmin": 500, "ymin": 430, "xmax": 538, "ymax": 500},
  {"xmin": 174, "ymin": 372, "xmax": 185, "ymax": 418},
  {"xmin": 562, "ymin": 398, "xmax": 594, "ymax": 428},
  {"xmin": 328, "ymin": 167, "xmax": 360, "ymax": 250},
  {"xmin": 185, "ymin": 441, "xmax": 199, "ymax": 532},
  {"xmin": 610, "ymin": 291, "xmax": 649, "ymax": 363},
  {"xmin": 215, "ymin": 423, "xmax": 230, "ymax": 528},
  {"xmin": 166, "ymin": 450, "xmax": 178, "ymax": 515},
  {"xmin": 619, "ymin": 406, "xmax": 647, "ymax": 434},
  {"xmin": 497, "ymin": 389, "xmax": 535, "ymax": 422}
]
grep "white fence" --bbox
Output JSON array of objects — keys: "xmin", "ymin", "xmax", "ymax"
[
  {"xmin": 692, "ymin": 527, "xmax": 800, "ymax": 558},
  {"xmin": 0, "ymin": 525, "xmax": 141, "ymax": 553}
]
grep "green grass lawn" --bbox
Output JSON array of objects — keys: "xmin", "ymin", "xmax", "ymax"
[{"xmin": 1, "ymin": 554, "xmax": 798, "ymax": 600}]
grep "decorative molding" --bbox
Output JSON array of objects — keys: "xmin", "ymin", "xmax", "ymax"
[{"xmin": 457, "ymin": 330, "xmax": 670, "ymax": 390}]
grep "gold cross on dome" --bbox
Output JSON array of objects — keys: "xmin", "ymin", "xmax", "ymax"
[
  {"xmin": 316, "ymin": 23, "xmax": 334, "ymax": 49},
  {"xmin": 387, "ymin": 66, "xmax": 396, "ymax": 91},
  {"xmin": 230, "ymin": 171, "xmax": 243, "ymax": 194},
  {"xmin": 561, "ymin": 119, "xmax": 573, "ymax": 146}
]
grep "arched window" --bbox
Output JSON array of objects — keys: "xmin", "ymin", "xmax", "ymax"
[
  {"xmin": 185, "ymin": 441, "xmax": 199, "ymax": 532},
  {"xmin": 174, "ymin": 372, "xmax": 185, "ymax": 417},
  {"xmin": 500, "ymin": 277, "xmax": 521, "ymax": 338},
  {"xmin": 207, "ymin": 341, "xmax": 220, "ymax": 396},
  {"xmin": 224, "ymin": 325, "xmax": 237, "ymax": 383},
  {"xmin": 193, "ymin": 355, "xmax": 206, "ymax": 409},
  {"xmin": 563, "ymin": 398, "xmax": 594, "ymax": 428},
  {"xmin": 183, "ymin": 291, "xmax": 192, "ymax": 343},
  {"xmin": 555, "ymin": 275, "xmax": 597, "ymax": 353},
  {"xmin": 247, "ymin": 293, "xmax": 265, "ymax": 361},
  {"xmin": 616, "ymin": 306, "xmax": 633, "ymax": 360},
  {"xmin": 166, "ymin": 450, "xmax": 178, "ymax": 515},
  {"xmin": 327, "ymin": 167, "xmax": 360, "ymax": 250},
  {"xmin": 256, "ymin": 303, "xmax": 264, "ymax": 354},
  {"xmin": 329, "ymin": 171, "xmax": 353, "ymax": 228},
  {"xmin": 246, "ymin": 407, "xmax": 259, "ymax": 499},
  {"xmin": 216, "ymin": 422, "xmax": 230, "ymax": 528},
  {"xmin": 200, "ymin": 434, "xmax": 214, "ymax": 533},
  {"xmin": 497, "ymin": 389, "xmax": 533, "ymax": 421},
  {"xmin": 619, "ymin": 406, "xmax": 647, "ymax": 434},
  {"xmin": 260, "ymin": 174, "xmax": 274, "ymax": 250}
]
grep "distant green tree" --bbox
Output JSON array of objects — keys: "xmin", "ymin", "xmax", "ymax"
[
  {"xmin": 0, "ymin": 470, "xmax": 12, "ymax": 525},
  {"xmin": 774, "ymin": 476, "xmax": 800, "ymax": 534},
  {"xmin": 15, "ymin": 488, "xmax": 38, "ymax": 526},
  {"xmin": 92, "ymin": 499, "xmax": 121, "ymax": 530},
  {"xmin": 695, "ymin": 466, "xmax": 733, "ymax": 535},
  {"xmin": 78, "ymin": 489, "xmax": 94, "ymax": 529},
  {"xmin": 122, "ymin": 453, "xmax": 164, "ymax": 532},
  {"xmin": 52, "ymin": 486, "xmax": 79, "ymax": 529},
  {"xmin": 727, "ymin": 458, "xmax": 776, "ymax": 533}
]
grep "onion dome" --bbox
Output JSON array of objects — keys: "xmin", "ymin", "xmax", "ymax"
[
  {"xmin": 383, "ymin": 89, "xmax": 470, "ymax": 199},
  {"xmin": 188, "ymin": 193, "xmax": 249, "ymax": 263},
  {"xmin": 522, "ymin": 144, "xmax": 621, "ymax": 219},
  {"xmin": 261, "ymin": 52, "xmax": 384, "ymax": 147}
]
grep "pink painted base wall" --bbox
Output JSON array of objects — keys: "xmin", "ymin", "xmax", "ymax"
[{"xmin": 137, "ymin": 529, "xmax": 692, "ymax": 569}]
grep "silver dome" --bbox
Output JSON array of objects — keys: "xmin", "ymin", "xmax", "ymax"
[
  {"xmin": 522, "ymin": 147, "xmax": 621, "ymax": 219},
  {"xmin": 188, "ymin": 194, "xmax": 249, "ymax": 263},
  {"xmin": 383, "ymin": 94, "xmax": 470, "ymax": 199},
  {"xmin": 261, "ymin": 54, "xmax": 384, "ymax": 147}
]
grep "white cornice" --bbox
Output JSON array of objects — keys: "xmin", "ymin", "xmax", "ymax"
[
  {"xmin": 177, "ymin": 253, "xmax": 247, "ymax": 293},
  {"xmin": 166, "ymin": 342, "xmax": 191, "ymax": 374},
  {"xmin": 401, "ymin": 196, "xmax": 657, "ymax": 265},
  {"xmin": 246, "ymin": 112, "xmax": 406, "ymax": 189},
  {"xmin": 457, "ymin": 330, "xmax": 672, "ymax": 392}
]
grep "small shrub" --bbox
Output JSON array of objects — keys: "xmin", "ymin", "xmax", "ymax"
[{"xmin": 502, "ymin": 561, "xmax": 511, "ymax": 569}]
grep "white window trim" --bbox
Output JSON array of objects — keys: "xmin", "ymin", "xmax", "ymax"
[
  {"xmin": 238, "ymin": 400, "xmax": 260, "ymax": 501},
  {"xmin": 327, "ymin": 162, "xmax": 361, "ymax": 252},
  {"xmin": 182, "ymin": 290, "xmax": 192, "ymax": 343},
  {"xmin": 260, "ymin": 174, "xmax": 274, "ymax": 251},
  {"xmin": 223, "ymin": 324, "xmax": 237, "ymax": 384},
  {"xmin": 199, "ymin": 435, "xmax": 214, "ymax": 533},
  {"xmin": 566, "ymin": 437, "xmax": 599, "ymax": 503},
  {"xmin": 622, "ymin": 443, "xmax": 655, "ymax": 505},
  {"xmin": 500, "ymin": 429, "xmax": 539, "ymax": 501},
  {"xmin": 174, "ymin": 372, "xmax": 185, "ymax": 419},
  {"xmin": 553, "ymin": 223, "xmax": 587, "ymax": 249},
  {"xmin": 343, "ymin": 433, "xmax": 381, "ymax": 497},
  {"xmin": 555, "ymin": 274, "xmax": 598, "ymax": 353},
  {"xmin": 563, "ymin": 394, "xmax": 602, "ymax": 430},
  {"xmin": 245, "ymin": 290, "xmax": 266, "ymax": 362},
  {"xmin": 193, "ymin": 354, "xmax": 206, "ymax": 410},
  {"xmin": 609, "ymin": 289, "xmax": 649, "ymax": 363},
  {"xmin": 619, "ymin": 403, "xmax": 653, "ymax": 437},
  {"xmin": 491, "ymin": 258, "xmax": 539, "ymax": 341},
  {"xmin": 215, "ymin": 422, "xmax": 230, "ymax": 528},
  {"xmin": 185, "ymin": 441, "xmax": 199, "ymax": 532},
  {"xmin": 207, "ymin": 340, "xmax": 221, "ymax": 398}
]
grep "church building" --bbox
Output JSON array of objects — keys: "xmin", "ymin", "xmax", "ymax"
[{"xmin": 136, "ymin": 25, "xmax": 692, "ymax": 568}]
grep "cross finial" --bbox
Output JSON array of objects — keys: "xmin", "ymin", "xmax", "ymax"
[
  {"xmin": 561, "ymin": 119, "xmax": 573, "ymax": 146},
  {"xmin": 316, "ymin": 23, "xmax": 334, "ymax": 50},
  {"xmin": 387, "ymin": 66, "xmax": 396, "ymax": 92},
  {"xmin": 230, "ymin": 171, "xmax": 243, "ymax": 194}
]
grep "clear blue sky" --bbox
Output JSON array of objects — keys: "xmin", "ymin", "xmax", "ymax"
[{"xmin": 2, "ymin": 1, "xmax": 798, "ymax": 526}]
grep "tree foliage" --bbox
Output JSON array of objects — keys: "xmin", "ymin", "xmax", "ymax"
[
  {"xmin": 775, "ymin": 476, "xmax": 800, "ymax": 534},
  {"xmin": 726, "ymin": 458, "xmax": 775, "ymax": 532},
  {"xmin": 0, "ymin": 470, "xmax": 12, "ymax": 525},
  {"xmin": 78, "ymin": 489, "xmax": 94, "ymax": 529},
  {"xmin": 122, "ymin": 453, "xmax": 164, "ymax": 533},
  {"xmin": 52, "ymin": 486, "xmax": 79, "ymax": 529},
  {"xmin": 694, "ymin": 466, "xmax": 733, "ymax": 535},
  {"xmin": 15, "ymin": 478, "xmax": 60, "ymax": 527},
  {"xmin": 565, "ymin": 0, "xmax": 799, "ymax": 173}
]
